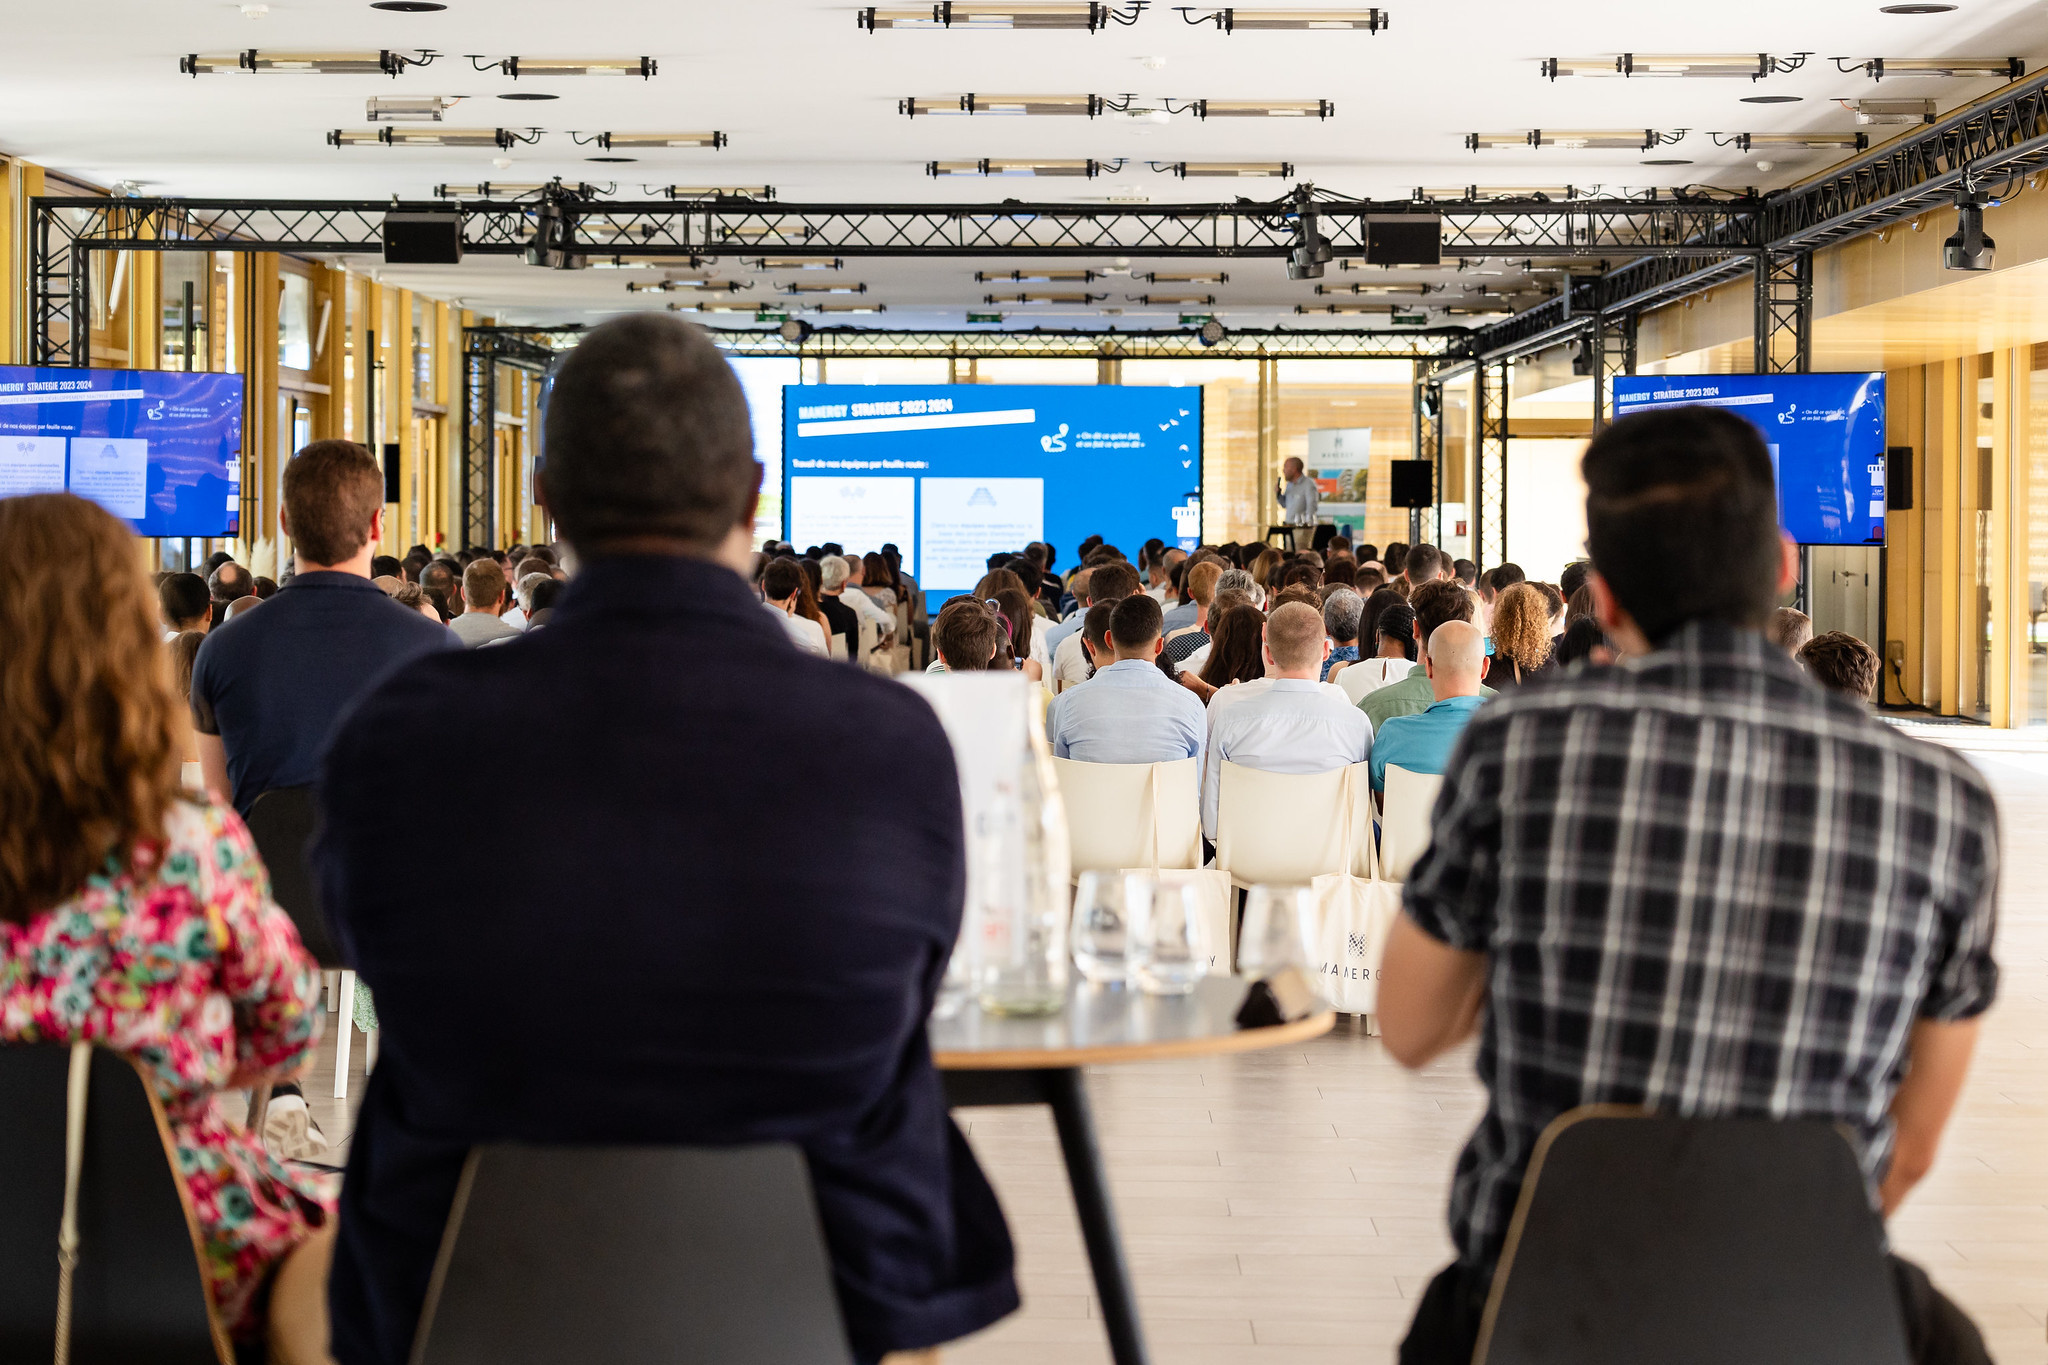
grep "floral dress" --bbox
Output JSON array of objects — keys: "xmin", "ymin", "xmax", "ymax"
[{"xmin": 0, "ymin": 794, "xmax": 335, "ymax": 1338}]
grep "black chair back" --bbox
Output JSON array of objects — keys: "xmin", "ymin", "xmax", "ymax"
[
  {"xmin": 0, "ymin": 1045, "xmax": 230, "ymax": 1365},
  {"xmin": 243, "ymin": 785, "xmax": 342, "ymax": 967},
  {"xmin": 1476, "ymin": 1107, "xmax": 1911, "ymax": 1365},
  {"xmin": 413, "ymin": 1142, "xmax": 855, "ymax": 1365}
]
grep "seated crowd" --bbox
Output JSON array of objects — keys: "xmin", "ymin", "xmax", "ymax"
[{"xmin": 0, "ymin": 312, "xmax": 1993, "ymax": 1365}]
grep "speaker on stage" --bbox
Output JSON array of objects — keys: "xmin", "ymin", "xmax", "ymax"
[{"xmin": 1389, "ymin": 460, "xmax": 1433, "ymax": 508}]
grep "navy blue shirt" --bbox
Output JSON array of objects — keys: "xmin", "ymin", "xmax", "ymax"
[
  {"xmin": 189, "ymin": 571, "xmax": 456, "ymax": 814},
  {"xmin": 312, "ymin": 555, "xmax": 1017, "ymax": 1365}
]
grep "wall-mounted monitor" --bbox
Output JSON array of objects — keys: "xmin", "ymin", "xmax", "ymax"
[
  {"xmin": 0, "ymin": 365, "xmax": 245, "ymax": 537},
  {"xmin": 782, "ymin": 384, "xmax": 1200, "ymax": 598},
  {"xmin": 1610, "ymin": 372, "xmax": 1886, "ymax": 546}
]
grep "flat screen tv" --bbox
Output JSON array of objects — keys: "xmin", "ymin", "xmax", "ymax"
[
  {"xmin": 0, "ymin": 365, "xmax": 245, "ymax": 537},
  {"xmin": 1610, "ymin": 372, "xmax": 1887, "ymax": 546}
]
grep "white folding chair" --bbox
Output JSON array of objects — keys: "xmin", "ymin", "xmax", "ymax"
[
  {"xmin": 324, "ymin": 969, "xmax": 378, "ymax": 1100},
  {"xmin": 1051, "ymin": 757, "xmax": 1201, "ymax": 878},
  {"xmin": 857, "ymin": 614, "xmax": 885, "ymax": 674},
  {"xmin": 1378, "ymin": 764, "xmax": 1445, "ymax": 884},
  {"xmin": 892, "ymin": 601, "xmax": 914, "ymax": 673},
  {"xmin": 1211, "ymin": 761, "xmax": 1375, "ymax": 890}
]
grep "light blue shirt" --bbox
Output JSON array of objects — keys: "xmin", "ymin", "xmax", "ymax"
[
  {"xmin": 1202, "ymin": 678, "xmax": 1374, "ymax": 838},
  {"xmin": 1160, "ymin": 599, "xmax": 1200, "ymax": 636},
  {"xmin": 1048, "ymin": 658, "xmax": 1207, "ymax": 765},
  {"xmin": 1370, "ymin": 694, "xmax": 1486, "ymax": 791},
  {"xmin": 1042, "ymin": 611, "xmax": 1085, "ymax": 658},
  {"xmin": 1279, "ymin": 474, "xmax": 1320, "ymax": 526}
]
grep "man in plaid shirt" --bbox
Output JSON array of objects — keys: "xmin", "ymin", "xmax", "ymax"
[{"xmin": 1382, "ymin": 406, "xmax": 1998, "ymax": 1365}]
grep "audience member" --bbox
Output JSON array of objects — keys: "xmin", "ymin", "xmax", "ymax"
[
  {"xmin": 1324, "ymin": 557, "xmax": 1358, "ymax": 589},
  {"xmin": 1362, "ymin": 581, "xmax": 1498, "ymax": 731},
  {"xmin": 0, "ymin": 492, "xmax": 333, "ymax": 1358},
  {"xmin": 169, "ymin": 629, "xmax": 206, "ymax": 766},
  {"xmin": 417, "ymin": 560, "xmax": 457, "ymax": 621},
  {"xmin": 1532, "ymin": 581, "xmax": 1565, "ymax": 637},
  {"xmin": 1769, "ymin": 606, "xmax": 1814, "ymax": 654},
  {"xmin": 1181, "ymin": 602, "xmax": 1268, "ymax": 703},
  {"xmin": 1451, "ymin": 558, "xmax": 1477, "ymax": 589},
  {"xmin": 1049, "ymin": 594, "xmax": 1205, "ymax": 762},
  {"xmin": 1551, "ymin": 614, "xmax": 1613, "ymax": 670},
  {"xmin": 1076, "ymin": 600, "xmax": 1116, "ymax": 681},
  {"xmin": 1053, "ymin": 560, "xmax": 1140, "ymax": 692},
  {"xmin": 1164, "ymin": 560, "xmax": 1225, "ymax": 669},
  {"xmin": 1380, "ymin": 405, "xmax": 1997, "ymax": 1365},
  {"xmin": 1320, "ymin": 587, "xmax": 1363, "ymax": 681},
  {"xmin": 762, "ymin": 557, "xmax": 829, "ymax": 656},
  {"xmin": 192, "ymin": 439, "xmax": 455, "ymax": 818},
  {"xmin": 387, "ymin": 580, "xmax": 439, "ymax": 622},
  {"xmin": 223, "ymin": 594, "xmax": 263, "ymax": 623},
  {"xmin": 860, "ymin": 551, "xmax": 900, "ymax": 614},
  {"xmin": 1559, "ymin": 559, "xmax": 1591, "ymax": 602},
  {"xmin": 1201, "ymin": 602, "xmax": 1372, "ymax": 837},
  {"xmin": 1369, "ymin": 619, "xmax": 1488, "ymax": 792},
  {"xmin": 449, "ymin": 559, "xmax": 521, "ymax": 648},
  {"xmin": 314, "ymin": 314, "xmax": 1019, "ymax": 1365},
  {"xmin": 521, "ymin": 576, "xmax": 565, "ymax": 629},
  {"xmin": 370, "ymin": 554, "xmax": 402, "ymax": 580},
  {"xmin": 159, "ymin": 569, "xmax": 212, "ymax": 639},
  {"xmin": 816, "ymin": 554, "xmax": 861, "ymax": 661},
  {"xmin": 1382, "ymin": 542, "xmax": 1409, "ymax": 580},
  {"xmin": 930, "ymin": 596, "xmax": 1005, "ymax": 672},
  {"xmin": 993, "ymin": 587, "xmax": 1043, "ymax": 682},
  {"xmin": 1337, "ymin": 599, "xmax": 1420, "ymax": 703},
  {"xmin": 1487, "ymin": 582, "xmax": 1553, "ymax": 689},
  {"xmin": 208, "ymin": 559, "xmax": 254, "ymax": 627},
  {"xmin": 1479, "ymin": 562, "xmax": 1525, "ymax": 608},
  {"xmin": 1800, "ymin": 630, "xmax": 1881, "ymax": 701},
  {"xmin": 1405, "ymin": 544, "xmax": 1445, "ymax": 584},
  {"xmin": 1359, "ymin": 585, "xmax": 1408, "ymax": 653},
  {"xmin": 840, "ymin": 552, "xmax": 901, "ymax": 654},
  {"xmin": 253, "ymin": 575, "xmax": 279, "ymax": 600}
]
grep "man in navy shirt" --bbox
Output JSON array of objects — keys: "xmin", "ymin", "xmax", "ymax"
[
  {"xmin": 191, "ymin": 440, "xmax": 455, "ymax": 816},
  {"xmin": 313, "ymin": 314, "xmax": 1018, "ymax": 1365}
]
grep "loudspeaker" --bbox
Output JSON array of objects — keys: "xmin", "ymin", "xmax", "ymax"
[
  {"xmin": 382, "ymin": 442, "xmax": 400, "ymax": 504},
  {"xmin": 1886, "ymin": 445, "xmax": 1913, "ymax": 511},
  {"xmin": 1389, "ymin": 460, "xmax": 1433, "ymax": 508},
  {"xmin": 382, "ymin": 211, "xmax": 463, "ymax": 265},
  {"xmin": 1366, "ymin": 215, "xmax": 1442, "ymax": 267}
]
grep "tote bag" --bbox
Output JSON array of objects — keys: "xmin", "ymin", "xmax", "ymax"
[{"xmin": 1309, "ymin": 766, "xmax": 1402, "ymax": 1015}]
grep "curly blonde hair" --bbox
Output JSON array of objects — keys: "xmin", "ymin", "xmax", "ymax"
[
  {"xmin": 0, "ymin": 494, "xmax": 182, "ymax": 922},
  {"xmin": 1490, "ymin": 581, "xmax": 1555, "ymax": 677}
]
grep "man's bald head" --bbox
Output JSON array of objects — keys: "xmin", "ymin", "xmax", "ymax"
[
  {"xmin": 1426, "ymin": 619, "xmax": 1487, "ymax": 698},
  {"xmin": 1263, "ymin": 600, "xmax": 1329, "ymax": 675}
]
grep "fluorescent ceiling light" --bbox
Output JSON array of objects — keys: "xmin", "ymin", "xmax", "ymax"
[
  {"xmin": 182, "ymin": 48, "xmax": 432, "ymax": 75},
  {"xmin": 329, "ymin": 127, "xmax": 533, "ymax": 148},
  {"xmin": 902, "ymin": 94, "xmax": 1107, "ymax": 116},
  {"xmin": 976, "ymin": 269, "xmax": 1098, "ymax": 282},
  {"xmin": 1541, "ymin": 53, "xmax": 1807, "ymax": 79},
  {"xmin": 784, "ymin": 282, "xmax": 868, "ymax": 294},
  {"xmin": 581, "ymin": 132, "xmax": 726, "ymax": 149},
  {"xmin": 433, "ymin": 181, "xmax": 556, "ymax": 197},
  {"xmin": 1413, "ymin": 184, "xmax": 1582, "ymax": 199},
  {"xmin": 1838, "ymin": 57, "xmax": 2024, "ymax": 80},
  {"xmin": 1127, "ymin": 293, "xmax": 1216, "ymax": 305},
  {"xmin": 1316, "ymin": 282, "xmax": 1433, "ymax": 295},
  {"xmin": 1296, "ymin": 303, "xmax": 1400, "ymax": 314},
  {"xmin": 477, "ymin": 56, "xmax": 657, "ymax": 78},
  {"xmin": 625, "ymin": 279, "xmax": 747, "ymax": 292},
  {"xmin": 1718, "ymin": 131, "xmax": 1868, "ymax": 151},
  {"xmin": 656, "ymin": 186, "xmax": 776, "ymax": 199},
  {"xmin": 1143, "ymin": 270, "xmax": 1229, "ymax": 283},
  {"xmin": 1468, "ymin": 129, "xmax": 1683, "ymax": 150},
  {"xmin": 927, "ymin": 158, "xmax": 1118, "ymax": 176},
  {"xmin": 1192, "ymin": 99, "xmax": 1333, "ymax": 118},
  {"xmin": 985, "ymin": 291, "xmax": 1106, "ymax": 303},
  {"xmin": 366, "ymin": 96, "xmax": 459, "ymax": 121},
  {"xmin": 810, "ymin": 302, "xmax": 888, "ymax": 313},
  {"xmin": 1176, "ymin": 8, "xmax": 1387, "ymax": 31},
  {"xmin": 751, "ymin": 256, "xmax": 843, "ymax": 269},
  {"xmin": 1154, "ymin": 161, "xmax": 1294, "ymax": 176},
  {"xmin": 1845, "ymin": 98, "xmax": 1937, "ymax": 125},
  {"xmin": 718, "ymin": 225, "xmax": 817, "ymax": 242},
  {"xmin": 861, "ymin": 3, "xmax": 1136, "ymax": 29}
]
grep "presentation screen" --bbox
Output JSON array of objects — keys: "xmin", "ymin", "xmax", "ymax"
[
  {"xmin": 1611, "ymin": 372, "xmax": 1886, "ymax": 546},
  {"xmin": 0, "ymin": 365, "xmax": 245, "ymax": 537},
  {"xmin": 782, "ymin": 384, "xmax": 1201, "ymax": 598}
]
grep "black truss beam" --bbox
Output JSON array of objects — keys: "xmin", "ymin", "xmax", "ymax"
[
  {"xmin": 460, "ymin": 328, "xmax": 557, "ymax": 551},
  {"xmin": 465, "ymin": 324, "xmax": 1470, "ymax": 361}
]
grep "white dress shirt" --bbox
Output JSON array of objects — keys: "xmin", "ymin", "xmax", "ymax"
[
  {"xmin": 1202, "ymin": 677, "xmax": 1373, "ymax": 837},
  {"xmin": 501, "ymin": 605, "xmax": 528, "ymax": 631},
  {"xmin": 1334, "ymin": 656, "xmax": 1417, "ymax": 705},
  {"xmin": 763, "ymin": 601, "xmax": 829, "ymax": 656},
  {"xmin": 1278, "ymin": 474, "xmax": 1321, "ymax": 526},
  {"xmin": 1048, "ymin": 658, "xmax": 1207, "ymax": 765},
  {"xmin": 1053, "ymin": 628, "xmax": 1093, "ymax": 692},
  {"xmin": 844, "ymin": 586, "xmax": 897, "ymax": 636}
]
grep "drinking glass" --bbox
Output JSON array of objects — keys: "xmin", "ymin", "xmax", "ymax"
[
  {"xmin": 1130, "ymin": 878, "xmax": 1211, "ymax": 996},
  {"xmin": 1239, "ymin": 884, "xmax": 1317, "ymax": 980},
  {"xmin": 1071, "ymin": 871, "xmax": 1143, "ymax": 985}
]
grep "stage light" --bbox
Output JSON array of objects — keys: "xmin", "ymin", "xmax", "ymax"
[{"xmin": 1943, "ymin": 192, "xmax": 1995, "ymax": 270}]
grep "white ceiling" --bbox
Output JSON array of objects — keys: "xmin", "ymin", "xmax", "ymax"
[{"xmin": 7, "ymin": 0, "xmax": 2048, "ymax": 325}]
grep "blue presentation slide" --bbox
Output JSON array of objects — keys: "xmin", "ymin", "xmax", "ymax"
[
  {"xmin": 0, "ymin": 365, "xmax": 245, "ymax": 537},
  {"xmin": 1611, "ymin": 372, "xmax": 1886, "ymax": 546},
  {"xmin": 782, "ymin": 384, "xmax": 1201, "ymax": 596}
]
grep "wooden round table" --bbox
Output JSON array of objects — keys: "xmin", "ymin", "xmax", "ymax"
[{"xmin": 930, "ymin": 976, "xmax": 1334, "ymax": 1365}]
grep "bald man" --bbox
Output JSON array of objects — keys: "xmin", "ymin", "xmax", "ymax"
[
  {"xmin": 1370, "ymin": 619, "xmax": 1489, "ymax": 792},
  {"xmin": 1200, "ymin": 600, "xmax": 1373, "ymax": 839}
]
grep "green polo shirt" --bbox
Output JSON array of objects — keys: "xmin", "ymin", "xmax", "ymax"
[{"xmin": 1359, "ymin": 669, "xmax": 1497, "ymax": 731}]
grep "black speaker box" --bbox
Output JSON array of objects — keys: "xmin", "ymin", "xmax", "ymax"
[
  {"xmin": 382, "ymin": 211, "xmax": 463, "ymax": 265},
  {"xmin": 1390, "ymin": 459, "xmax": 1434, "ymax": 507},
  {"xmin": 1886, "ymin": 445, "xmax": 1913, "ymax": 511},
  {"xmin": 382, "ymin": 442, "xmax": 401, "ymax": 504},
  {"xmin": 1366, "ymin": 215, "xmax": 1442, "ymax": 267}
]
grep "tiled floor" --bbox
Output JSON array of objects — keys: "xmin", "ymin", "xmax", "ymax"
[{"xmin": 307, "ymin": 737, "xmax": 2048, "ymax": 1364}]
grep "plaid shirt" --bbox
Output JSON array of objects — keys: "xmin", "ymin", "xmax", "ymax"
[{"xmin": 1405, "ymin": 620, "xmax": 2000, "ymax": 1278}]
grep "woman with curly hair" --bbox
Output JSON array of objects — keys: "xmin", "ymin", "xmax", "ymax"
[
  {"xmin": 1488, "ymin": 580, "xmax": 1555, "ymax": 689},
  {"xmin": 0, "ymin": 493, "xmax": 332, "ymax": 1359}
]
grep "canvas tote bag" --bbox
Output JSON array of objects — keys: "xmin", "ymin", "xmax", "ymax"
[{"xmin": 1309, "ymin": 765, "xmax": 1402, "ymax": 1015}]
